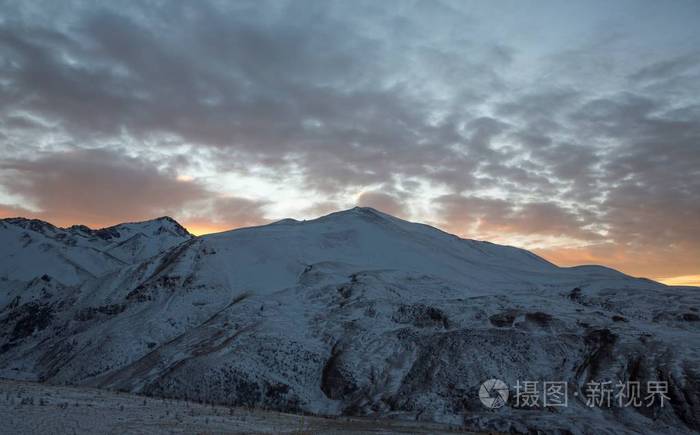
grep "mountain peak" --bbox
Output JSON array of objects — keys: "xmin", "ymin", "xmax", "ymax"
[
  {"xmin": 0, "ymin": 217, "xmax": 58, "ymax": 233},
  {"xmin": 154, "ymin": 216, "xmax": 180, "ymax": 224},
  {"xmin": 321, "ymin": 206, "xmax": 396, "ymax": 223},
  {"xmin": 350, "ymin": 206, "xmax": 381, "ymax": 214},
  {"xmin": 99, "ymin": 216, "xmax": 191, "ymax": 238},
  {"xmin": 151, "ymin": 216, "xmax": 191, "ymax": 236}
]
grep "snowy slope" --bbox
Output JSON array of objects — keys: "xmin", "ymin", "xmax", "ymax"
[
  {"xmin": 0, "ymin": 379, "xmax": 477, "ymax": 434},
  {"xmin": 0, "ymin": 216, "xmax": 192, "ymax": 288},
  {"xmin": 0, "ymin": 208, "xmax": 698, "ymax": 434}
]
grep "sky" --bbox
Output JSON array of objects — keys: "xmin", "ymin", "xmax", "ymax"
[{"xmin": 0, "ymin": 0, "xmax": 699, "ymax": 285}]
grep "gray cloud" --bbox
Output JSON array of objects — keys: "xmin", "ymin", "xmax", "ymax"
[
  {"xmin": 436, "ymin": 194, "xmax": 600, "ymax": 241},
  {"xmin": 0, "ymin": 0, "xmax": 699, "ymax": 279},
  {"xmin": 0, "ymin": 147, "xmax": 266, "ymax": 229},
  {"xmin": 357, "ymin": 191, "xmax": 407, "ymax": 217},
  {"xmin": 0, "ymin": 0, "xmax": 505, "ymax": 191},
  {"xmin": 184, "ymin": 196, "xmax": 269, "ymax": 232},
  {"xmin": 0, "ymin": 148, "xmax": 202, "ymax": 226},
  {"xmin": 628, "ymin": 53, "xmax": 700, "ymax": 83}
]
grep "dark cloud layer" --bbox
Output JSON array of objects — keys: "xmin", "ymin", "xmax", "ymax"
[
  {"xmin": 0, "ymin": 148, "xmax": 204, "ymax": 225},
  {"xmin": 357, "ymin": 191, "xmax": 407, "ymax": 218},
  {"xmin": 436, "ymin": 195, "xmax": 600, "ymax": 241},
  {"xmin": 0, "ymin": 0, "xmax": 699, "ymax": 281},
  {"xmin": 0, "ymin": 148, "xmax": 267, "ymax": 230}
]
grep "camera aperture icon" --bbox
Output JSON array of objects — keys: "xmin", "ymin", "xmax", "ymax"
[{"xmin": 479, "ymin": 378, "xmax": 509, "ymax": 409}]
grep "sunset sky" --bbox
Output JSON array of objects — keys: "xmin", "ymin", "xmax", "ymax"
[{"xmin": 0, "ymin": 0, "xmax": 699, "ymax": 285}]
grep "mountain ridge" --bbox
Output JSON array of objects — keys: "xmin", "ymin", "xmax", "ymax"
[
  {"xmin": 0, "ymin": 214, "xmax": 193, "ymax": 285},
  {"xmin": 0, "ymin": 215, "xmax": 191, "ymax": 236},
  {"xmin": 0, "ymin": 207, "xmax": 698, "ymax": 433},
  {"xmin": 1, "ymin": 208, "xmax": 657, "ymax": 285}
]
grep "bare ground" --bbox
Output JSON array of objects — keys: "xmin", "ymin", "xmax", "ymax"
[{"xmin": 0, "ymin": 379, "xmax": 485, "ymax": 434}]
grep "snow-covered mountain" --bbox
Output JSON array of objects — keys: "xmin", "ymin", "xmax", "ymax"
[
  {"xmin": 0, "ymin": 216, "xmax": 192, "ymax": 286},
  {"xmin": 0, "ymin": 208, "xmax": 698, "ymax": 434}
]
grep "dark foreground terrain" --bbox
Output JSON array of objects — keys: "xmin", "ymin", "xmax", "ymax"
[{"xmin": 0, "ymin": 379, "xmax": 480, "ymax": 434}]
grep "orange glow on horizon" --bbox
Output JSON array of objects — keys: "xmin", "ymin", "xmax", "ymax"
[
  {"xmin": 535, "ymin": 249, "xmax": 700, "ymax": 287},
  {"xmin": 656, "ymin": 275, "xmax": 700, "ymax": 287},
  {"xmin": 184, "ymin": 223, "xmax": 232, "ymax": 236}
]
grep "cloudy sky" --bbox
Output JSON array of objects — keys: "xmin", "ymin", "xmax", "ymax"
[{"xmin": 1, "ymin": 0, "xmax": 699, "ymax": 285}]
